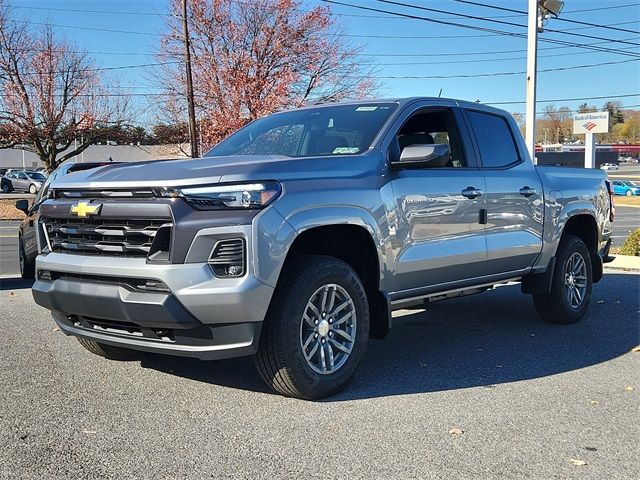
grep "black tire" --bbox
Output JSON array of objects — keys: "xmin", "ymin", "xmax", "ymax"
[
  {"xmin": 534, "ymin": 235, "xmax": 593, "ymax": 324},
  {"xmin": 1, "ymin": 183, "xmax": 10, "ymax": 193},
  {"xmin": 76, "ymin": 337, "xmax": 141, "ymax": 360},
  {"xmin": 18, "ymin": 237, "xmax": 35, "ymax": 280},
  {"xmin": 255, "ymin": 255, "xmax": 370, "ymax": 400},
  {"xmin": 28, "ymin": 184, "xmax": 37, "ymax": 194}
]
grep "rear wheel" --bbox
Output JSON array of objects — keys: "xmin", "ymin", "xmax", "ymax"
[
  {"xmin": 255, "ymin": 255, "xmax": 369, "ymax": 400},
  {"xmin": 28, "ymin": 184, "xmax": 37, "ymax": 194},
  {"xmin": 76, "ymin": 337, "xmax": 141, "ymax": 360},
  {"xmin": 533, "ymin": 235, "xmax": 592, "ymax": 324},
  {"xmin": 18, "ymin": 237, "xmax": 35, "ymax": 279}
]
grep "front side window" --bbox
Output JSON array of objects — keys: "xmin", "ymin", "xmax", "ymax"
[
  {"xmin": 394, "ymin": 109, "xmax": 467, "ymax": 167},
  {"xmin": 205, "ymin": 103, "xmax": 398, "ymax": 158},
  {"xmin": 467, "ymin": 110, "xmax": 520, "ymax": 168}
]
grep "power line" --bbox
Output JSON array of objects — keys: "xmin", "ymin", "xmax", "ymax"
[
  {"xmin": 321, "ymin": 0, "xmax": 640, "ymax": 58},
  {"xmin": 367, "ymin": 58, "xmax": 639, "ymax": 79},
  {"xmin": 451, "ymin": 0, "xmax": 640, "ymax": 35},
  {"xmin": 488, "ymin": 93, "xmax": 640, "ymax": 106},
  {"xmin": 11, "ymin": 1, "xmax": 639, "ymax": 21},
  {"xmin": 13, "ymin": 62, "xmax": 180, "ymax": 76},
  {"xmin": 374, "ymin": 0, "xmax": 640, "ymax": 46},
  {"xmin": 10, "ymin": 11, "xmax": 640, "ymax": 58}
]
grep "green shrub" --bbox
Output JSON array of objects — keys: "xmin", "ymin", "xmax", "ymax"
[{"xmin": 619, "ymin": 229, "xmax": 640, "ymax": 256}]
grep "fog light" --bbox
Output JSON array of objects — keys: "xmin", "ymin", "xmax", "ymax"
[
  {"xmin": 38, "ymin": 270, "xmax": 52, "ymax": 281},
  {"xmin": 225, "ymin": 265, "xmax": 243, "ymax": 276}
]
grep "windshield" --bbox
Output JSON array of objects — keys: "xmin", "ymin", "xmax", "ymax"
[
  {"xmin": 26, "ymin": 172, "xmax": 46, "ymax": 181},
  {"xmin": 205, "ymin": 103, "xmax": 398, "ymax": 158}
]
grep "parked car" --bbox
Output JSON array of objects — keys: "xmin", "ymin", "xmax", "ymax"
[
  {"xmin": 14, "ymin": 161, "xmax": 115, "ymax": 279},
  {"xmin": 1, "ymin": 170, "xmax": 47, "ymax": 193},
  {"xmin": 600, "ymin": 163, "xmax": 620, "ymax": 171},
  {"xmin": 32, "ymin": 98, "xmax": 614, "ymax": 399},
  {"xmin": 612, "ymin": 180, "xmax": 640, "ymax": 196}
]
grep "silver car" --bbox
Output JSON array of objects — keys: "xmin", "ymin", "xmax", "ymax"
[{"xmin": 1, "ymin": 170, "xmax": 46, "ymax": 193}]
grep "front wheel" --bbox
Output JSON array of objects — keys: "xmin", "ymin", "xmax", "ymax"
[
  {"xmin": 18, "ymin": 238, "xmax": 35, "ymax": 279},
  {"xmin": 533, "ymin": 235, "xmax": 592, "ymax": 324},
  {"xmin": 626, "ymin": 189, "xmax": 633, "ymax": 196},
  {"xmin": 255, "ymin": 255, "xmax": 369, "ymax": 400},
  {"xmin": 1, "ymin": 183, "xmax": 10, "ymax": 193},
  {"xmin": 28, "ymin": 184, "xmax": 37, "ymax": 194}
]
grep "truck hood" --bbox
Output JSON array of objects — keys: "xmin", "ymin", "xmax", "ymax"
[{"xmin": 51, "ymin": 154, "xmax": 378, "ymax": 190}]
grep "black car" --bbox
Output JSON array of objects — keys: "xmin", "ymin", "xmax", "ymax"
[{"xmin": 15, "ymin": 161, "xmax": 114, "ymax": 278}]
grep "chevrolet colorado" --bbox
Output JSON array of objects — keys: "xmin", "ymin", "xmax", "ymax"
[{"xmin": 32, "ymin": 98, "xmax": 615, "ymax": 399}]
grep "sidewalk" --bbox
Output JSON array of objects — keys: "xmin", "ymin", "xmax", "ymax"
[{"xmin": 605, "ymin": 254, "xmax": 640, "ymax": 271}]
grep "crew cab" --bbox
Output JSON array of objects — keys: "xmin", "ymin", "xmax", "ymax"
[{"xmin": 31, "ymin": 98, "xmax": 614, "ymax": 399}]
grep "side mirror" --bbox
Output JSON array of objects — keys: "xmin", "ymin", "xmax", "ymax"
[
  {"xmin": 15, "ymin": 199, "xmax": 29, "ymax": 215},
  {"xmin": 391, "ymin": 143, "xmax": 451, "ymax": 169}
]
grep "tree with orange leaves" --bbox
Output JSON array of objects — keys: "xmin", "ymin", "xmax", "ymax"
[{"xmin": 156, "ymin": 0, "xmax": 376, "ymax": 151}]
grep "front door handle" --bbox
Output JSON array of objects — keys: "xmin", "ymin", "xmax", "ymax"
[
  {"xmin": 462, "ymin": 187, "xmax": 483, "ymax": 199},
  {"xmin": 519, "ymin": 186, "xmax": 537, "ymax": 197}
]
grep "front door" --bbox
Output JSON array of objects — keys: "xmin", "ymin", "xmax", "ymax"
[{"xmin": 387, "ymin": 106, "xmax": 488, "ymax": 292}]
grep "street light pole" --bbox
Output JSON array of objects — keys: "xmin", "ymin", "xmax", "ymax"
[
  {"xmin": 525, "ymin": 0, "xmax": 540, "ymax": 165},
  {"xmin": 525, "ymin": 0, "xmax": 564, "ymax": 165}
]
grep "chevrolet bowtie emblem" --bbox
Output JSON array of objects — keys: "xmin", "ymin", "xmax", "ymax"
[{"xmin": 70, "ymin": 201, "xmax": 101, "ymax": 217}]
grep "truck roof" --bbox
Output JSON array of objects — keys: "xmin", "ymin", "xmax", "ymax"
[{"xmin": 301, "ymin": 97, "xmax": 509, "ymax": 115}]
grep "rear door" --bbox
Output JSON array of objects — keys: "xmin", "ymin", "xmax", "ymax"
[
  {"xmin": 386, "ymin": 104, "xmax": 488, "ymax": 292},
  {"xmin": 463, "ymin": 108, "xmax": 544, "ymax": 275}
]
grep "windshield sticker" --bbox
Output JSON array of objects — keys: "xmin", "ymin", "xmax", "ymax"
[
  {"xmin": 356, "ymin": 106, "xmax": 378, "ymax": 112},
  {"xmin": 333, "ymin": 147, "xmax": 360, "ymax": 154}
]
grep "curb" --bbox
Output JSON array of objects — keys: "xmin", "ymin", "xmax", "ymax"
[{"xmin": 605, "ymin": 255, "xmax": 640, "ymax": 271}]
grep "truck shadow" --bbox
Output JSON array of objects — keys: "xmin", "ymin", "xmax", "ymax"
[
  {"xmin": 0, "ymin": 277, "xmax": 33, "ymax": 290},
  {"xmin": 139, "ymin": 272, "xmax": 640, "ymax": 400}
]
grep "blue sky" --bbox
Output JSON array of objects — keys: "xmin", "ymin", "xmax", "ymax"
[{"xmin": 12, "ymin": 0, "xmax": 640, "ymax": 124}]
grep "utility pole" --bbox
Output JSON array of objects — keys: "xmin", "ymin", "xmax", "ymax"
[
  {"xmin": 182, "ymin": 0, "xmax": 199, "ymax": 158},
  {"xmin": 525, "ymin": 0, "xmax": 564, "ymax": 164}
]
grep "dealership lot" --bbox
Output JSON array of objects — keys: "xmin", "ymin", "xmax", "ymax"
[{"xmin": 0, "ymin": 271, "xmax": 637, "ymax": 479}]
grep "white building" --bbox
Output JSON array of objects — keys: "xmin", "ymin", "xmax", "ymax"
[{"xmin": 0, "ymin": 144, "xmax": 190, "ymax": 170}]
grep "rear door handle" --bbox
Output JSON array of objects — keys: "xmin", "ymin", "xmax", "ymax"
[
  {"xmin": 519, "ymin": 186, "xmax": 537, "ymax": 197},
  {"xmin": 462, "ymin": 187, "xmax": 483, "ymax": 199}
]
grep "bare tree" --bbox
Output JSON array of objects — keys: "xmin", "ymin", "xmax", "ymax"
[{"xmin": 0, "ymin": 1, "xmax": 130, "ymax": 171}]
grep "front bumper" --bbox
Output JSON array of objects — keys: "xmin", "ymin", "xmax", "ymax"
[{"xmin": 32, "ymin": 253, "xmax": 274, "ymax": 360}]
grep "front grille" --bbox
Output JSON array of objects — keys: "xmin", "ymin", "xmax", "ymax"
[{"xmin": 43, "ymin": 218, "xmax": 171, "ymax": 257}]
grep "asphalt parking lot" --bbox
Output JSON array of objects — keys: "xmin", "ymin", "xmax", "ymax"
[{"xmin": 0, "ymin": 271, "xmax": 638, "ymax": 479}]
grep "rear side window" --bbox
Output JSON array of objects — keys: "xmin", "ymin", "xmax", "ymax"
[{"xmin": 467, "ymin": 111, "xmax": 520, "ymax": 168}]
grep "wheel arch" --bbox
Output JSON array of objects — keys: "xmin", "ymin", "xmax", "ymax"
[
  {"xmin": 279, "ymin": 217, "xmax": 391, "ymax": 339},
  {"xmin": 560, "ymin": 212, "xmax": 601, "ymax": 282}
]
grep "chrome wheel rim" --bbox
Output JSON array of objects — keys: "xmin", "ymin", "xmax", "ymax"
[
  {"xmin": 299, "ymin": 284, "xmax": 357, "ymax": 375},
  {"xmin": 564, "ymin": 252, "xmax": 587, "ymax": 309}
]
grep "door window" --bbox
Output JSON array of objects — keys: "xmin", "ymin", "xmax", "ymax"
[
  {"xmin": 394, "ymin": 109, "xmax": 467, "ymax": 167},
  {"xmin": 466, "ymin": 111, "xmax": 520, "ymax": 168}
]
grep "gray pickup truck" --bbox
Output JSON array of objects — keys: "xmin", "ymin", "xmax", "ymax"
[{"xmin": 32, "ymin": 98, "xmax": 615, "ymax": 399}]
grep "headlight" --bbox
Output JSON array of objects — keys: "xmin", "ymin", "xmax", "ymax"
[{"xmin": 158, "ymin": 181, "xmax": 281, "ymax": 210}]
